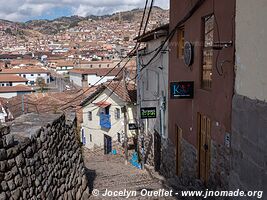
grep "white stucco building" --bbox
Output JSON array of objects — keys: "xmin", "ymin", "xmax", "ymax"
[
  {"xmin": 0, "ymin": 75, "xmax": 28, "ymax": 86},
  {"xmin": 69, "ymin": 68, "xmax": 122, "ymax": 88},
  {"xmin": 80, "ymin": 81, "xmax": 137, "ymax": 154},
  {"xmin": 0, "ymin": 85, "xmax": 35, "ymax": 98},
  {"xmin": 135, "ymin": 24, "xmax": 169, "ymax": 170},
  {"xmin": 0, "ymin": 67, "xmax": 51, "ymax": 86}
]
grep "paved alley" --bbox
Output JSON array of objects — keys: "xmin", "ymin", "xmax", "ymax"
[{"xmin": 83, "ymin": 148, "xmax": 176, "ymax": 200}]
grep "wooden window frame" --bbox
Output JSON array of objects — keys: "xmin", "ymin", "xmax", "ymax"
[
  {"xmin": 177, "ymin": 26, "xmax": 185, "ymax": 59},
  {"xmin": 201, "ymin": 14, "xmax": 214, "ymax": 90}
]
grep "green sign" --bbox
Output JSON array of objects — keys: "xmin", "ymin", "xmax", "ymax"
[{"xmin": 141, "ymin": 107, "xmax": 157, "ymax": 119}]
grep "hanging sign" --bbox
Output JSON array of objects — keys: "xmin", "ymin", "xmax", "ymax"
[
  {"xmin": 140, "ymin": 107, "xmax": 157, "ymax": 119},
  {"xmin": 170, "ymin": 81, "xmax": 194, "ymax": 99},
  {"xmin": 128, "ymin": 123, "xmax": 138, "ymax": 130}
]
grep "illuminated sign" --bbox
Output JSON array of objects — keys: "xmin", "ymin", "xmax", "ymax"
[
  {"xmin": 140, "ymin": 107, "xmax": 157, "ymax": 119},
  {"xmin": 170, "ymin": 82, "xmax": 194, "ymax": 99}
]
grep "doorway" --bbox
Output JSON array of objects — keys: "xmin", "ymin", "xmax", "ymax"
[
  {"xmin": 198, "ymin": 113, "xmax": 211, "ymax": 183},
  {"xmin": 104, "ymin": 134, "xmax": 112, "ymax": 154}
]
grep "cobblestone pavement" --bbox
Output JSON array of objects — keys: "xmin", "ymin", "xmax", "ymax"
[{"xmin": 83, "ymin": 148, "xmax": 176, "ymax": 200}]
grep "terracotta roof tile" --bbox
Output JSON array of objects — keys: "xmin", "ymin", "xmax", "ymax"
[{"xmin": 0, "ymin": 75, "xmax": 28, "ymax": 82}]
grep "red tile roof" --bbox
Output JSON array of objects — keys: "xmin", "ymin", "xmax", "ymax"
[
  {"xmin": 69, "ymin": 68, "xmax": 122, "ymax": 77},
  {"xmin": 0, "ymin": 85, "xmax": 34, "ymax": 93},
  {"xmin": 0, "ymin": 67, "xmax": 50, "ymax": 74},
  {"xmin": 0, "ymin": 75, "xmax": 28, "ymax": 83}
]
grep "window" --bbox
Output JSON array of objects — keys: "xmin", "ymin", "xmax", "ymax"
[
  {"xmin": 99, "ymin": 64, "xmax": 101, "ymax": 68},
  {"xmin": 201, "ymin": 15, "xmax": 214, "ymax": 89},
  {"xmin": 88, "ymin": 111, "xmax": 92, "ymax": 121},
  {"xmin": 81, "ymin": 129, "xmax": 86, "ymax": 145},
  {"xmin": 177, "ymin": 27, "xmax": 185, "ymax": 59},
  {"xmin": 117, "ymin": 133, "xmax": 121, "ymax": 143},
  {"xmin": 107, "ymin": 64, "xmax": 110, "ymax": 68},
  {"xmin": 31, "ymin": 74, "xmax": 34, "ymax": 76},
  {"xmin": 38, "ymin": 74, "xmax": 41, "ymax": 76},
  {"xmin": 90, "ymin": 64, "xmax": 93, "ymax": 68},
  {"xmin": 23, "ymin": 75, "xmax": 26, "ymax": 78},
  {"xmin": 115, "ymin": 108, "xmax": 120, "ymax": 120},
  {"xmin": 89, "ymin": 134, "xmax": 92, "ymax": 142}
]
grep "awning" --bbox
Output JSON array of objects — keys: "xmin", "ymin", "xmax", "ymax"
[{"xmin": 94, "ymin": 101, "xmax": 111, "ymax": 108}]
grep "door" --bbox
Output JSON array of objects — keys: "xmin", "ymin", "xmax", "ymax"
[
  {"xmin": 104, "ymin": 134, "xmax": 112, "ymax": 154},
  {"xmin": 176, "ymin": 125, "xmax": 182, "ymax": 176},
  {"xmin": 198, "ymin": 113, "xmax": 211, "ymax": 183},
  {"xmin": 154, "ymin": 131, "xmax": 161, "ymax": 172}
]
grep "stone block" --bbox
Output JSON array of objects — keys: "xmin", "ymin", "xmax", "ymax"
[
  {"xmin": 4, "ymin": 135, "xmax": 14, "ymax": 148},
  {"xmin": 0, "ymin": 149, "xmax": 7, "ymax": 161},
  {"xmin": 0, "ymin": 192, "xmax": 7, "ymax": 200},
  {"xmin": 0, "ymin": 161, "xmax": 7, "ymax": 172},
  {"xmin": 7, "ymin": 179, "xmax": 16, "ymax": 191},
  {"xmin": 10, "ymin": 188, "xmax": 20, "ymax": 200}
]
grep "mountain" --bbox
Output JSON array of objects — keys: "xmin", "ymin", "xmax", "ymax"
[{"xmin": 0, "ymin": 6, "xmax": 168, "ymax": 35}]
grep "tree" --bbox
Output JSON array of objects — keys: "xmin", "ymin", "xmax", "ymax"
[{"xmin": 36, "ymin": 77, "xmax": 46, "ymax": 93}]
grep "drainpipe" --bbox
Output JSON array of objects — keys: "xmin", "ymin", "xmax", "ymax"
[{"xmin": 160, "ymin": 91, "xmax": 166, "ymax": 137}]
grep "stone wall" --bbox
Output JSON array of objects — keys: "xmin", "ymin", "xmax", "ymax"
[
  {"xmin": 0, "ymin": 113, "xmax": 90, "ymax": 200},
  {"xmin": 140, "ymin": 131, "xmax": 154, "ymax": 167},
  {"xmin": 160, "ymin": 138, "xmax": 176, "ymax": 178},
  {"xmin": 230, "ymin": 94, "xmax": 267, "ymax": 194}
]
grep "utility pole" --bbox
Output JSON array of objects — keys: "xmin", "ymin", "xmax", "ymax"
[
  {"xmin": 137, "ymin": 50, "xmax": 145, "ymax": 169},
  {"xmin": 123, "ymin": 68, "xmax": 128, "ymax": 165}
]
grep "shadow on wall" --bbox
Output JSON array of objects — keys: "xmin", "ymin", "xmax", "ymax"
[
  {"xmin": 144, "ymin": 133, "xmax": 153, "ymax": 165},
  {"xmin": 85, "ymin": 168, "xmax": 97, "ymax": 194}
]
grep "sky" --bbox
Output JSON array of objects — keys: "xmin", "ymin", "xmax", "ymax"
[{"xmin": 0, "ymin": 0, "xmax": 169, "ymax": 22}]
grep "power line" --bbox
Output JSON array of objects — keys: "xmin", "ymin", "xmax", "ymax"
[{"xmin": 140, "ymin": 0, "xmax": 206, "ymax": 69}]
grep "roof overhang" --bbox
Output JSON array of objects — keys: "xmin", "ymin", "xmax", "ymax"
[{"xmin": 94, "ymin": 101, "xmax": 111, "ymax": 108}]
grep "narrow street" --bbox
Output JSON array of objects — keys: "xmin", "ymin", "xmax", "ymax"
[{"xmin": 83, "ymin": 148, "xmax": 176, "ymax": 200}]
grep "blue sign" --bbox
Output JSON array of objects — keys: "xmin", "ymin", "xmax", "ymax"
[{"xmin": 170, "ymin": 82, "xmax": 194, "ymax": 99}]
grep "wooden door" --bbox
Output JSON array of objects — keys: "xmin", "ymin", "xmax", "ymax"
[
  {"xmin": 176, "ymin": 125, "xmax": 182, "ymax": 176},
  {"xmin": 198, "ymin": 114, "xmax": 211, "ymax": 183}
]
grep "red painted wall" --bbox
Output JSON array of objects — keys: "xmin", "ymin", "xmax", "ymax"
[{"xmin": 168, "ymin": 0, "xmax": 235, "ymax": 147}]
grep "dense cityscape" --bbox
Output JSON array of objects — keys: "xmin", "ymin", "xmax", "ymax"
[{"xmin": 0, "ymin": 1, "xmax": 266, "ymax": 200}]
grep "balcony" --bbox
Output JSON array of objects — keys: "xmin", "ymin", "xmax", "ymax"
[{"xmin": 100, "ymin": 113, "xmax": 111, "ymax": 129}]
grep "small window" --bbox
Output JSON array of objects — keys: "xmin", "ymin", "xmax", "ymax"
[
  {"xmin": 99, "ymin": 64, "xmax": 101, "ymax": 68},
  {"xmin": 89, "ymin": 134, "xmax": 92, "ymax": 142},
  {"xmin": 201, "ymin": 15, "xmax": 214, "ymax": 89},
  {"xmin": 23, "ymin": 75, "xmax": 26, "ymax": 78},
  {"xmin": 117, "ymin": 133, "xmax": 121, "ymax": 143},
  {"xmin": 107, "ymin": 64, "xmax": 110, "ymax": 68},
  {"xmin": 38, "ymin": 74, "xmax": 41, "ymax": 76},
  {"xmin": 81, "ymin": 129, "xmax": 86, "ymax": 145},
  {"xmin": 177, "ymin": 27, "xmax": 185, "ymax": 59},
  {"xmin": 88, "ymin": 111, "xmax": 92, "ymax": 121},
  {"xmin": 90, "ymin": 64, "xmax": 93, "ymax": 68},
  {"xmin": 31, "ymin": 74, "xmax": 34, "ymax": 76},
  {"xmin": 115, "ymin": 108, "xmax": 120, "ymax": 120}
]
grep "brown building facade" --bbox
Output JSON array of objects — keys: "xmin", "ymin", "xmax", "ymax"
[{"xmin": 168, "ymin": 0, "xmax": 235, "ymax": 187}]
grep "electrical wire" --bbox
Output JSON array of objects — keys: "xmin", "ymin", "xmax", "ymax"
[
  {"xmin": 32, "ymin": 0, "xmax": 152, "ymax": 113},
  {"xmin": 142, "ymin": 0, "xmax": 154, "ymax": 35},
  {"xmin": 140, "ymin": 0, "xmax": 206, "ymax": 69}
]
